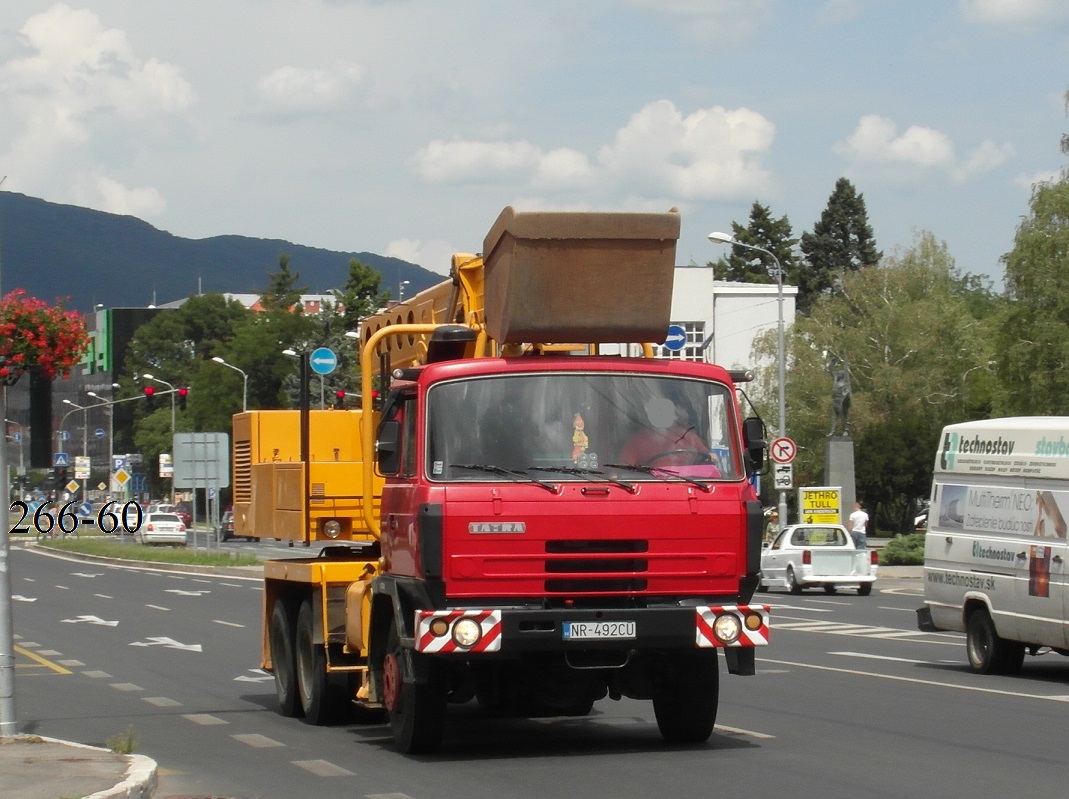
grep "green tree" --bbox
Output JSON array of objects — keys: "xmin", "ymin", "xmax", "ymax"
[
  {"xmin": 712, "ymin": 202, "xmax": 800, "ymax": 284},
  {"xmin": 259, "ymin": 252, "xmax": 307, "ymax": 313},
  {"xmin": 797, "ymin": 178, "xmax": 882, "ymax": 315},
  {"xmin": 334, "ymin": 257, "xmax": 389, "ymax": 333},
  {"xmin": 995, "ymin": 176, "xmax": 1069, "ymax": 415},
  {"xmin": 750, "ymin": 231, "xmax": 997, "ymax": 532}
]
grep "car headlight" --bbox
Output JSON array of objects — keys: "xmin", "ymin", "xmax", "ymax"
[
  {"xmin": 713, "ymin": 613, "xmax": 742, "ymax": 644},
  {"xmin": 451, "ymin": 617, "xmax": 483, "ymax": 648},
  {"xmin": 323, "ymin": 519, "xmax": 342, "ymax": 539}
]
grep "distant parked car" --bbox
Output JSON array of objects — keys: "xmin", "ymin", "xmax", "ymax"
[
  {"xmin": 219, "ymin": 509, "xmax": 254, "ymax": 542},
  {"xmin": 149, "ymin": 502, "xmax": 192, "ymax": 527},
  {"xmin": 760, "ymin": 523, "xmax": 878, "ymax": 596},
  {"xmin": 134, "ymin": 512, "xmax": 187, "ymax": 546}
]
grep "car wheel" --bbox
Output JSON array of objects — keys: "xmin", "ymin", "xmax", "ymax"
[
  {"xmin": 858, "ymin": 583, "xmax": 873, "ymax": 597},
  {"xmin": 786, "ymin": 567, "xmax": 802, "ymax": 595},
  {"xmin": 270, "ymin": 599, "xmax": 302, "ymax": 717},
  {"xmin": 823, "ymin": 584, "xmax": 837, "ymax": 595},
  {"xmin": 966, "ymin": 607, "xmax": 1025, "ymax": 675},
  {"xmin": 653, "ymin": 649, "xmax": 719, "ymax": 744},
  {"xmin": 383, "ymin": 615, "xmax": 447, "ymax": 753}
]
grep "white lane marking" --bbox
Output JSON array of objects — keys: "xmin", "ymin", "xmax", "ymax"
[
  {"xmin": 110, "ymin": 683, "xmax": 143, "ymax": 692},
  {"xmin": 145, "ymin": 605, "xmax": 170, "ymax": 611},
  {"xmin": 37, "ymin": 649, "xmax": 61, "ymax": 656},
  {"xmin": 144, "ymin": 696, "xmax": 181, "ymax": 707},
  {"xmin": 716, "ymin": 724, "xmax": 775, "ymax": 739},
  {"xmin": 94, "ymin": 594, "xmax": 113, "ymax": 599},
  {"xmin": 61, "ymin": 615, "xmax": 119, "ymax": 627},
  {"xmin": 291, "ymin": 760, "xmax": 356, "ymax": 777},
  {"xmin": 72, "ymin": 572, "xmax": 102, "ymax": 578},
  {"xmin": 184, "ymin": 714, "xmax": 228, "ymax": 726},
  {"xmin": 57, "ymin": 660, "xmax": 84, "ymax": 667},
  {"xmin": 762, "ymin": 657, "xmax": 1069, "ymax": 702},
  {"xmin": 165, "ymin": 589, "xmax": 211, "ymax": 596},
  {"xmin": 129, "ymin": 636, "xmax": 202, "ymax": 652},
  {"xmin": 12, "ymin": 595, "xmax": 36, "ymax": 602},
  {"xmin": 213, "ymin": 619, "xmax": 244, "ymax": 628},
  {"xmin": 235, "ymin": 669, "xmax": 273, "ymax": 683},
  {"xmin": 232, "ymin": 733, "xmax": 284, "ymax": 748},
  {"xmin": 829, "ymin": 651, "xmax": 928, "ymax": 665},
  {"xmin": 82, "ymin": 670, "xmax": 111, "ymax": 678}
]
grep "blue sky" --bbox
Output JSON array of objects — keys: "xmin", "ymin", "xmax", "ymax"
[{"xmin": 1, "ymin": 1, "xmax": 1067, "ymax": 287}]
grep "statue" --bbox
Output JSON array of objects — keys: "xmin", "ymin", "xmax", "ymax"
[{"xmin": 829, "ymin": 356, "xmax": 852, "ymax": 437}]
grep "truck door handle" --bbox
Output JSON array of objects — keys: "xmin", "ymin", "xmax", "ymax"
[
  {"xmin": 1054, "ymin": 555, "xmax": 1064, "ymax": 564},
  {"xmin": 1017, "ymin": 551, "xmax": 1026, "ymax": 560}
]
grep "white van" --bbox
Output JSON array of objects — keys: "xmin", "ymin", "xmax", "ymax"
[{"xmin": 917, "ymin": 417, "xmax": 1069, "ymax": 674}]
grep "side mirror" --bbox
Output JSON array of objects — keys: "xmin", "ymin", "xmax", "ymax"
[
  {"xmin": 376, "ymin": 419, "xmax": 401, "ymax": 475},
  {"xmin": 742, "ymin": 416, "xmax": 766, "ymax": 471}
]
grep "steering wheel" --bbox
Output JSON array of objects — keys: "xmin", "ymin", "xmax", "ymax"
[{"xmin": 644, "ymin": 449, "xmax": 715, "ymax": 467}]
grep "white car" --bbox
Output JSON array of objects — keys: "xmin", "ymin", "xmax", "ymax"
[
  {"xmin": 134, "ymin": 512, "xmax": 188, "ymax": 546},
  {"xmin": 760, "ymin": 523, "xmax": 878, "ymax": 596}
]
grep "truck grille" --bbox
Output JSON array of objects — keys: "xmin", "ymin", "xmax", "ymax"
[{"xmin": 543, "ymin": 539, "xmax": 649, "ymax": 593}]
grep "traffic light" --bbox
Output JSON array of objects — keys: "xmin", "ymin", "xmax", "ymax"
[
  {"xmin": 143, "ymin": 385, "xmax": 155, "ymax": 409},
  {"xmin": 54, "ymin": 466, "xmax": 68, "ymax": 488},
  {"xmin": 178, "ymin": 386, "xmax": 189, "ymax": 410},
  {"xmin": 334, "ymin": 390, "xmax": 346, "ymax": 410}
]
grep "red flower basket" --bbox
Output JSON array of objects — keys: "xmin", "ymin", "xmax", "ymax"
[{"xmin": 0, "ymin": 290, "xmax": 89, "ymax": 382}]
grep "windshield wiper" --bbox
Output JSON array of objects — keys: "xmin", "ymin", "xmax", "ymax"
[
  {"xmin": 603, "ymin": 463, "xmax": 714, "ymax": 493},
  {"xmin": 451, "ymin": 463, "xmax": 559, "ymax": 494},
  {"xmin": 528, "ymin": 466, "xmax": 638, "ymax": 494}
]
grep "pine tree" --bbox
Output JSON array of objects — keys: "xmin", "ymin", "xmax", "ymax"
[
  {"xmin": 797, "ymin": 178, "xmax": 881, "ymax": 315},
  {"xmin": 260, "ymin": 252, "xmax": 307, "ymax": 313},
  {"xmin": 712, "ymin": 202, "xmax": 798, "ymax": 284}
]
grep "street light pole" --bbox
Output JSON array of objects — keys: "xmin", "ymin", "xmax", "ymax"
[
  {"xmin": 398, "ymin": 279, "xmax": 410, "ymax": 302},
  {"xmin": 211, "ymin": 357, "xmax": 248, "ymax": 411},
  {"xmin": 143, "ymin": 374, "xmax": 176, "ymax": 503},
  {"xmin": 709, "ymin": 231, "xmax": 788, "ymax": 526},
  {"xmin": 61, "ymin": 399, "xmax": 89, "ymax": 499}
]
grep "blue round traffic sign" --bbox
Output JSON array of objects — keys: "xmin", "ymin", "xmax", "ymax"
[
  {"xmin": 663, "ymin": 324, "xmax": 687, "ymax": 352},
  {"xmin": 309, "ymin": 347, "xmax": 337, "ymax": 375}
]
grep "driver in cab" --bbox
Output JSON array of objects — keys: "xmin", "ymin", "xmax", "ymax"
[{"xmin": 618, "ymin": 395, "xmax": 718, "ymax": 473}]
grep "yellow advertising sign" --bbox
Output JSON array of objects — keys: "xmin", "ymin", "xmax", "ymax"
[{"xmin": 799, "ymin": 486, "xmax": 842, "ymax": 525}]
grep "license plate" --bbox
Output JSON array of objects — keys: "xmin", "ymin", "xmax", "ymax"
[{"xmin": 562, "ymin": 621, "xmax": 636, "ymax": 640}]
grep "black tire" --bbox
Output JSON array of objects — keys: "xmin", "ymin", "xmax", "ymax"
[
  {"xmin": 966, "ymin": 608, "xmax": 1025, "ymax": 675},
  {"xmin": 270, "ymin": 599, "xmax": 301, "ymax": 717},
  {"xmin": 823, "ymin": 584, "xmax": 837, "ymax": 595},
  {"xmin": 295, "ymin": 600, "xmax": 351, "ymax": 725},
  {"xmin": 383, "ymin": 616, "xmax": 447, "ymax": 753},
  {"xmin": 653, "ymin": 650, "xmax": 720, "ymax": 744},
  {"xmin": 786, "ymin": 567, "xmax": 802, "ymax": 595},
  {"xmin": 857, "ymin": 583, "xmax": 873, "ymax": 597}
]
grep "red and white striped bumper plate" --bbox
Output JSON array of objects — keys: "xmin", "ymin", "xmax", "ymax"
[
  {"xmin": 695, "ymin": 605, "xmax": 771, "ymax": 648},
  {"xmin": 415, "ymin": 610, "xmax": 503, "ymax": 653}
]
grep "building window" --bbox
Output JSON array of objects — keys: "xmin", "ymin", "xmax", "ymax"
[{"xmin": 655, "ymin": 321, "xmax": 706, "ymax": 362}]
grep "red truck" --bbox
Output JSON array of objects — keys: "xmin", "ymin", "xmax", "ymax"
[{"xmin": 244, "ymin": 207, "xmax": 771, "ymax": 753}]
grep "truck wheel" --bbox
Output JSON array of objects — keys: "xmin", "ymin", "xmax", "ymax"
[
  {"xmin": 295, "ymin": 600, "xmax": 349, "ymax": 725},
  {"xmin": 966, "ymin": 608, "xmax": 1024, "ymax": 675},
  {"xmin": 653, "ymin": 650, "xmax": 719, "ymax": 744},
  {"xmin": 383, "ymin": 618, "xmax": 447, "ymax": 753},
  {"xmin": 823, "ymin": 584, "xmax": 837, "ymax": 595},
  {"xmin": 269, "ymin": 599, "xmax": 301, "ymax": 717},
  {"xmin": 857, "ymin": 583, "xmax": 873, "ymax": 597},
  {"xmin": 786, "ymin": 567, "xmax": 802, "ymax": 595}
]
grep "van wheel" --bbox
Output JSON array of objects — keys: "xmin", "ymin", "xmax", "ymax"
[
  {"xmin": 823, "ymin": 584, "xmax": 837, "ymax": 595},
  {"xmin": 269, "ymin": 599, "xmax": 301, "ymax": 717},
  {"xmin": 786, "ymin": 567, "xmax": 802, "ymax": 594},
  {"xmin": 858, "ymin": 583, "xmax": 873, "ymax": 597},
  {"xmin": 966, "ymin": 608, "xmax": 1025, "ymax": 675}
]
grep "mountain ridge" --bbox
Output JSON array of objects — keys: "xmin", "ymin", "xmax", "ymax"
[{"xmin": 0, "ymin": 191, "xmax": 442, "ymax": 312}]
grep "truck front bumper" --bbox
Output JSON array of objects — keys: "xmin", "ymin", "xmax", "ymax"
[{"xmin": 412, "ymin": 604, "xmax": 770, "ymax": 655}]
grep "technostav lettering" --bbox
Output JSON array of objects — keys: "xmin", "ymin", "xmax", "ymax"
[
  {"xmin": 958, "ymin": 435, "xmax": 1015, "ymax": 456},
  {"xmin": 972, "ymin": 541, "xmax": 1016, "ymax": 562},
  {"xmin": 1035, "ymin": 436, "xmax": 1069, "ymax": 457}
]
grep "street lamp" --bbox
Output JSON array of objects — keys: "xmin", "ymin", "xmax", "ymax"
[
  {"xmin": 4, "ymin": 419, "xmax": 22, "ymax": 484},
  {"xmin": 398, "ymin": 279, "xmax": 410, "ymax": 302},
  {"xmin": 212, "ymin": 357, "xmax": 248, "ymax": 412},
  {"xmin": 143, "ymin": 373, "xmax": 176, "ymax": 503},
  {"xmin": 709, "ymin": 231, "xmax": 787, "ymax": 526},
  {"xmin": 60, "ymin": 399, "xmax": 90, "ymax": 498}
]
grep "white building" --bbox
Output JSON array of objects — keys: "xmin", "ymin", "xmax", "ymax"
[{"xmin": 654, "ymin": 267, "xmax": 798, "ymax": 371}]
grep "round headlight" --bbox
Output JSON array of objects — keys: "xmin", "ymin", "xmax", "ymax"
[
  {"xmin": 451, "ymin": 617, "xmax": 483, "ymax": 648},
  {"xmin": 323, "ymin": 519, "xmax": 342, "ymax": 539},
  {"xmin": 713, "ymin": 613, "xmax": 742, "ymax": 644}
]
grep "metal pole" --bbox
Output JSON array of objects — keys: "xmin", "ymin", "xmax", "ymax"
[{"xmin": 0, "ymin": 383, "xmax": 15, "ymax": 735}]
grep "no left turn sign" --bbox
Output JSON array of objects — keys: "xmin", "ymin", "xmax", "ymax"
[{"xmin": 770, "ymin": 437, "xmax": 797, "ymax": 464}]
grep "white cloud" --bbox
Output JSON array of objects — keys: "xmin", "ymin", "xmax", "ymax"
[
  {"xmin": 72, "ymin": 173, "xmax": 166, "ymax": 218},
  {"xmin": 837, "ymin": 115, "xmax": 955, "ymax": 167},
  {"xmin": 960, "ymin": 0, "xmax": 1069, "ymax": 29},
  {"xmin": 1014, "ymin": 167, "xmax": 1063, "ymax": 190},
  {"xmin": 385, "ymin": 237, "xmax": 456, "ymax": 275},
  {"xmin": 623, "ymin": 0, "xmax": 770, "ymax": 40},
  {"xmin": 256, "ymin": 61, "xmax": 365, "ymax": 111},
  {"xmin": 836, "ymin": 114, "xmax": 1013, "ymax": 181},
  {"xmin": 411, "ymin": 100, "xmax": 774, "ymax": 202}
]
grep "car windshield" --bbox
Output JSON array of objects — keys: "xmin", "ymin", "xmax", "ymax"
[
  {"xmin": 789, "ymin": 527, "xmax": 848, "ymax": 546},
  {"xmin": 149, "ymin": 513, "xmax": 182, "ymax": 523},
  {"xmin": 426, "ymin": 372, "xmax": 740, "ymax": 482}
]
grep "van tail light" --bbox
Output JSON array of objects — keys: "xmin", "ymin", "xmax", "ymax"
[
  {"xmin": 870, "ymin": 549, "xmax": 879, "ymax": 565},
  {"xmin": 802, "ymin": 550, "xmax": 811, "ymax": 565}
]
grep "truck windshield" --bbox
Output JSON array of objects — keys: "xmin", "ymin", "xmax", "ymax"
[{"xmin": 425, "ymin": 372, "xmax": 739, "ymax": 483}]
